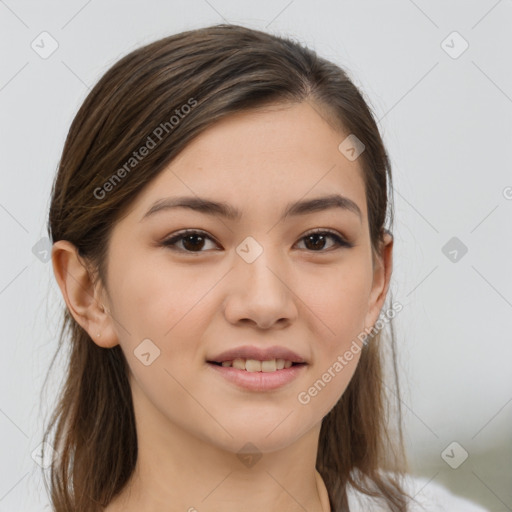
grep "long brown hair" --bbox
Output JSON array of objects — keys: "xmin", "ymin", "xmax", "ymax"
[{"xmin": 43, "ymin": 23, "xmax": 411, "ymax": 511}]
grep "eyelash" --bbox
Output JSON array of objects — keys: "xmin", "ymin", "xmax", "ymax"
[{"xmin": 161, "ymin": 228, "xmax": 353, "ymax": 254}]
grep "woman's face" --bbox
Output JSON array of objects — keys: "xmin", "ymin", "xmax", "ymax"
[{"xmin": 100, "ymin": 100, "xmax": 391, "ymax": 454}]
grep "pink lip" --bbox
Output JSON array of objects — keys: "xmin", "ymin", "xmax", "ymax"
[
  {"xmin": 206, "ymin": 362, "xmax": 307, "ymax": 392},
  {"xmin": 208, "ymin": 345, "xmax": 306, "ymax": 364}
]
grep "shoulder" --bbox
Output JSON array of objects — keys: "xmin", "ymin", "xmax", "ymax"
[
  {"xmin": 346, "ymin": 473, "xmax": 490, "ymax": 512},
  {"xmin": 400, "ymin": 475, "xmax": 490, "ymax": 512}
]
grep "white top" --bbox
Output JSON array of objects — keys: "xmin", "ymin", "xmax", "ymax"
[{"xmin": 346, "ymin": 475, "xmax": 490, "ymax": 511}]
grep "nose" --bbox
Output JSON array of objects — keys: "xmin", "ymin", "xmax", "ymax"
[{"xmin": 223, "ymin": 246, "xmax": 299, "ymax": 330}]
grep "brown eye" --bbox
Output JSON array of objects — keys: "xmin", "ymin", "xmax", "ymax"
[
  {"xmin": 296, "ymin": 230, "xmax": 353, "ymax": 252},
  {"xmin": 162, "ymin": 230, "xmax": 219, "ymax": 253},
  {"xmin": 161, "ymin": 229, "xmax": 353, "ymax": 254}
]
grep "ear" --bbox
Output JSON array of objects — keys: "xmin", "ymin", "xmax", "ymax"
[
  {"xmin": 363, "ymin": 230, "xmax": 393, "ymax": 332},
  {"xmin": 51, "ymin": 240, "xmax": 118, "ymax": 348}
]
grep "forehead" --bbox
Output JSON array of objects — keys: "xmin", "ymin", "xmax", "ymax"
[{"xmin": 130, "ymin": 101, "xmax": 368, "ymax": 223}]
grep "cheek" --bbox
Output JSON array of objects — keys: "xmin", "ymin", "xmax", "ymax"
[
  {"xmin": 293, "ymin": 261, "xmax": 369, "ymax": 410},
  {"xmin": 297, "ymin": 257, "xmax": 372, "ymax": 345},
  {"xmin": 109, "ymin": 255, "xmax": 218, "ymax": 346}
]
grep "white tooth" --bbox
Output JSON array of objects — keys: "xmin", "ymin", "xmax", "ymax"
[
  {"xmin": 262, "ymin": 360, "xmax": 277, "ymax": 372},
  {"xmin": 245, "ymin": 359, "xmax": 262, "ymax": 372},
  {"xmin": 229, "ymin": 358, "xmax": 292, "ymax": 371},
  {"xmin": 233, "ymin": 358, "xmax": 246, "ymax": 370}
]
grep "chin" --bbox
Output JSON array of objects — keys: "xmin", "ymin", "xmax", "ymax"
[{"xmin": 204, "ymin": 417, "xmax": 314, "ymax": 455}]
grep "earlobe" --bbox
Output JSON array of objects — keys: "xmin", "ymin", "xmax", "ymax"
[
  {"xmin": 51, "ymin": 240, "xmax": 118, "ymax": 348},
  {"xmin": 363, "ymin": 231, "xmax": 394, "ymax": 331}
]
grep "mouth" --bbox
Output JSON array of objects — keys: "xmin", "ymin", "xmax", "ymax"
[
  {"xmin": 207, "ymin": 358, "xmax": 307, "ymax": 372},
  {"xmin": 206, "ymin": 359, "xmax": 308, "ymax": 391}
]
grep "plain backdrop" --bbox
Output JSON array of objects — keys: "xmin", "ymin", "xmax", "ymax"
[{"xmin": 0, "ymin": 1, "xmax": 511, "ymax": 510}]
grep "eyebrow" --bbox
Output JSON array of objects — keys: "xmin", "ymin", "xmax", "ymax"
[{"xmin": 140, "ymin": 193, "xmax": 362, "ymax": 223}]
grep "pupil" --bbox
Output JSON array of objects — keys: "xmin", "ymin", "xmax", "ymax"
[
  {"xmin": 181, "ymin": 234, "xmax": 327, "ymax": 251},
  {"xmin": 306, "ymin": 234, "xmax": 325, "ymax": 251},
  {"xmin": 183, "ymin": 234, "xmax": 204, "ymax": 251}
]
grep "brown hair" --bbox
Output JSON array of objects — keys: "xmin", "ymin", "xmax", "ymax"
[{"xmin": 43, "ymin": 23, "xmax": 411, "ymax": 511}]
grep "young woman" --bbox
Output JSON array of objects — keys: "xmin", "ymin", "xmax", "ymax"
[{"xmin": 43, "ymin": 23, "xmax": 488, "ymax": 512}]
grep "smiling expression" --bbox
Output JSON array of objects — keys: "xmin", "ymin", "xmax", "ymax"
[{"xmin": 99, "ymin": 100, "xmax": 387, "ymax": 454}]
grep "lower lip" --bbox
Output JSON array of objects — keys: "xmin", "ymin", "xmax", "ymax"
[{"xmin": 206, "ymin": 362, "xmax": 307, "ymax": 391}]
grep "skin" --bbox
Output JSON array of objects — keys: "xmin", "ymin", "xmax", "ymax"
[{"xmin": 52, "ymin": 100, "xmax": 393, "ymax": 512}]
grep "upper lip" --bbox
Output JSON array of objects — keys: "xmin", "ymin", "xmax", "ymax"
[{"xmin": 207, "ymin": 345, "xmax": 307, "ymax": 364}]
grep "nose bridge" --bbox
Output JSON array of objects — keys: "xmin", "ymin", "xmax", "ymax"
[
  {"xmin": 224, "ymin": 234, "xmax": 297, "ymax": 327},
  {"xmin": 236, "ymin": 235, "xmax": 286, "ymax": 297}
]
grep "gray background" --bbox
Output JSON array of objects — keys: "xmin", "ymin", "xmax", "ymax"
[{"xmin": 0, "ymin": 0, "xmax": 511, "ymax": 510}]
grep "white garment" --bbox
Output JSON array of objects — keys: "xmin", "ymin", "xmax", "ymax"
[{"xmin": 346, "ymin": 474, "xmax": 490, "ymax": 511}]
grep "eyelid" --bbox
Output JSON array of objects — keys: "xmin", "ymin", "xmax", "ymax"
[
  {"xmin": 161, "ymin": 229, "xmax": 220, "ymax": 251},
  {"xmin": 298, "ymin": 228, "xmax": 354, "ymax": 249},
  {"xmin": 161, "ymin": 227, "xmax": 353, "ymax": 253},
  {"xmin": 301, "ymin": 227, "xmax": 349, "ymax": 241}
]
